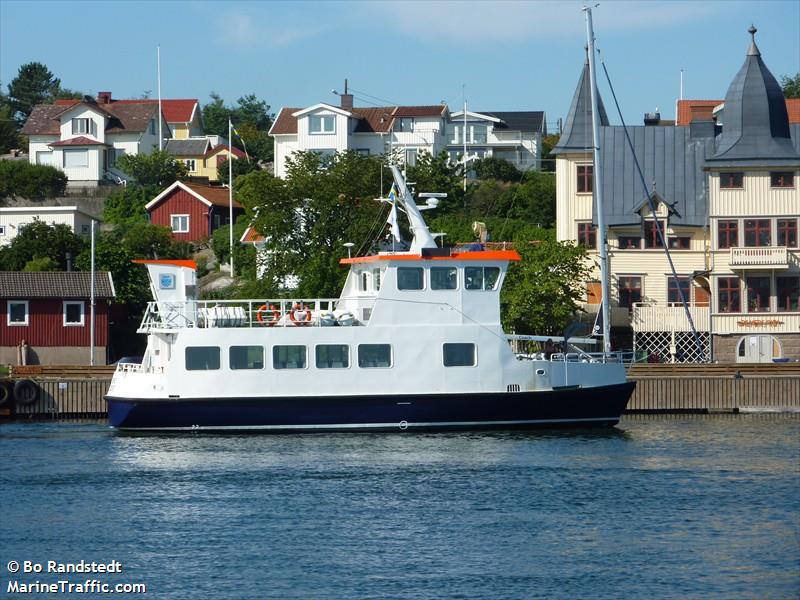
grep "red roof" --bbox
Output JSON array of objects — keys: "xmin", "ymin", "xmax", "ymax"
[
  {"xmin": 240, "ymin": 225, "xmax": 266, "ymax": 243},
  {"xmin": 677, "ymin": 98, "xmax": 800, "ymax": 125},
  {"xmin": 205, "ymin": 144, "xmax": 247, "ymax": 159},
  {"xmin": 54, "ymin": 97, "xmax": 198, "ymax": 123},
  {"xmin": 270, "ymin": 104, "xmax": 447, "ymax": 136},
  {"xmin": 181, "ymin": 182, "xmax": 243, "ymax": 208},
  {"xmin": 49, "ymin": 136, "xmax": 108, "ymax": 147}
]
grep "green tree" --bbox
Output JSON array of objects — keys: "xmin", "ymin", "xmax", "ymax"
[
  {"xmin": 0, "ymin": 91, "xmax": 19, "ymax": 154},
  {"xmin": 116, "ymin": 150, "xmax": 187, "ymax": 187},
  {"xmin": 211, "ymin": 214, "xmax": 255, "ymax": 278},
  {"xmin": 22, "ymin": 256, "xmax": 58, "ymax": 271},
  {"xmin": 405, "ymin": 150, "xmax": 464, "ymax": 213},
  {"xmin": 235, "ymin": 121, "xmax": 273, "ymax": 163},
  {"xmin": 216, "ymin": 153, "xmax": 258, "ymax": 186},
  {"xmin": 0, "ymin": 220, "xmax": 86, "ymax": 271},
  {"xmin": 539, "ymin": 133, "xmax": 560, "ymax": 173},
  {"xmin": 501, "ymin": 239, "xmax": 590, "ymax": 335},
  {"xmin": 781, "ymin": 73, "xmax": 800, "ymax": 99},
  {"xmin": 201, "ymin": 92, "xmax": 232, "ymax": 137},
  {"xmin": 235, "ymin": 94, "xmax": 272, "ymax": 130},
  {"xmin": 203, "ymin": 93, "xmax": 274, "ymax": 162},
  {"xmin": 514, "ymin": 171, "xmax": 556, "ymax": 227},
  {"xmin": 0, "ymin": 160, "xmax": 68, "ymax": 199},
  {"xmin": 120, "ymin": 222, "xmax": 191, "ymax": 260},
  {"xmin": 102, "ymin": 186, "xmax": 157, "ymax": 228},
  {"xmin": 473, "ymin": 157, "xmax": 522, "ymax": 182},
  {"xmin": 7, "ymin": 62, "xmax": 61, "ymax": 124}
]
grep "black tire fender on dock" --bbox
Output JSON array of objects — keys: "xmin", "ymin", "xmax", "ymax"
[
  {"xmin": 13, "ymin": 379, "xmax": 39, "ymax": 406},
  {"xmin": 0, "ymin": 381, "xmax": 11, "ymax": 407}
]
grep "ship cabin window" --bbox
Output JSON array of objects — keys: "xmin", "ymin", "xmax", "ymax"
[
  {"xmin": 273, "ymin": 345, "xmax": 307, "ymax": 369},
  {"xmin": 358, "ymin": 344, "xmax": 392, "ymax": 368},
  {"xmin": 443, "ymin": 343, "xmax": 476, "ymax": 367},
  {"xmin": 185, "ymin": 346, "xmax": 221, "ymax": 371},
  {"xmin": 230, "ymin": 345, "xmax": 264, "ymax": 370},
  {"xmin": 464, "ymin": 266, "xmax": 500, "ymax": 290},
  {"xmin": 316, "ymin": 344, "xmax": 350, "ymax": 369},
  {"xmin": 431, "ymin": 267, "xmax": 457, "ymax": 290},
  {"xmin": 360, "ymin": 272, "xmax": 369, "ymax": 292},
  {"xmin": 372, "ymin": 268, "xmax": 382, "ymax": 291},
  {"xmin": 397, "ymin": 267, "xmax": 424, "ymax": 290}
]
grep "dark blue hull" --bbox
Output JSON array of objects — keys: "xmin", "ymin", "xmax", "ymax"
[{"xmin": 106, "ymin": 382, "xmax": 636, "ymax": 432}]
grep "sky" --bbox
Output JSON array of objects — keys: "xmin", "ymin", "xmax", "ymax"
[{"xmin": 1, "ymin": 0, "xmax": 798, "ymax": 130}]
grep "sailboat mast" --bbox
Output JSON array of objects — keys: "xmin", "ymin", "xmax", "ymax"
[{"xmin": 584, "ymin": 6, "xmax": 611, "ymax": 354}]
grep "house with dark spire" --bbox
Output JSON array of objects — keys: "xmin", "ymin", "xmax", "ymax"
[{"xmin": 554, "ymin": 27, "xmax": 800, "ymax": 363}]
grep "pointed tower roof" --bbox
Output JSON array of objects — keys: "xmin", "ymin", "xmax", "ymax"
[
  {"xmin": 551, "ymin": 48, "xmax": 609, "ymax": 155},
  {"xmin": 707, "ymin": 25, "xmax": 800, "ymax": 167}
]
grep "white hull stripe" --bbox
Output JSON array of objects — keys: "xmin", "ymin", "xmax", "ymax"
[{"xmin": 116, "ymin": 417, "xmax": 618, "ymax": 432}]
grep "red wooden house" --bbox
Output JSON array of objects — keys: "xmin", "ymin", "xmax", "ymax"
[
  {"xmin": 0, "ymin": 271, "xmax": 115, "ymax": 365},
  {"xmin": 146, "ymin": 181, "xmax": 244, "ymax": 242}
]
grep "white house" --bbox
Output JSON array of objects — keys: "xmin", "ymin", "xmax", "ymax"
[
  {"xmin": 0, "ymin": 206, "xmax": 95, "ymax": 247},
  {"xmin": 22, "ymin": 93, "xmax": 170, "ymax": 186}
]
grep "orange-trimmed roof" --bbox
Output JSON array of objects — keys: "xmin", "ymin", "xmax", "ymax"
[
  {"xmin": 677, "ymin": 98, "xmax": 800, "ymax": 125},
  {"xmin": 340, "ymin": 250, "xmax": 521, "ymax": 265},
  {"xmin": 240, "ymin": 225, "xmax": 266, "ymax": 243},
  {"xmin": 133, "ymin": 259, "xmax": 197, "ymax": 269}
]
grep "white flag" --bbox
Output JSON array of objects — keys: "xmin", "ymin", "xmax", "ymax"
[{"xmin": 387, "ymin": 185, "xmax": 401, "ymax": 242}]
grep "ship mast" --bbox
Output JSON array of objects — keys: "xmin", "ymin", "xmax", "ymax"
[
  {"xmin": 584, "ymin": 6, "xmax": 611, "ymax": 354},
  {"xmin": 388, "ymin": 164, "xmax": 438, "ymax": 252}
]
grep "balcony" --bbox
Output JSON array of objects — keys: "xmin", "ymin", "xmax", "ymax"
[
  {"xmin": 631, "ymin": 303, "xmax": 710, "ymax": 333},
  {"xmin": 729, "ymin": 246, "xmax": 789, "ymax": 269}
]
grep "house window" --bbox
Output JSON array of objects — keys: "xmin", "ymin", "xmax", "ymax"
[
  {"xmin": 7, "ymin": 300, "xmax": 29, "ymax": 326},
  {"xmin": 443, "ymin": 343, "xmax": 476, "ymax": 367},
  {"xmin": 577, "ymin": 165, "xmax": 593, "ymax": 193},
  {"xmin": 430, "ymin": 267, "xmax": 457, "ymax": 290},
  {"xmin": 63, "ymin": 301, "xmax": 84, "ymax": 326},
  {"xmin": 667, "ymin": 277, "xmax": 691, "ymax": 306},
  {"xmin": 717, "ymin": 220, "xmax": 739, "ymax": 249},
  {"xmin": 777, "ymin": 219, "xmax": 798, "ymax": 247},
  {"xmin": 230, "ymin": 345, "xmax": 264, "ymax": 370},
  {"xmin": 149, "ymin": 119, "xmax": 156, "ymax": 135},
  {"xmin": 464, "ymin": 267, "xmax": 500, "ymax": 291},
  {"xmin": 273, "ymin": 345, "xmax": 307, "ymax": 369},
  {"xmin": 643, "ymin": 221, "xmax": 665, "ymax": 248},
  {"xmin": 0, "ymin": 225, "xmax": 5, "ymax": 236},
  {"xmin": 746, "ymin": 276, "xmax": 771, "ymax": 313},
  {"xmin": 618, "ymin": 276, "xmax": 642, "ymax": 309},
  {"xmin": 171, "ymin": 214, "xmax": 189, "ymax": 233},
  {"xmin": 744, "ymin": 219, "xmax": 771, "ymax": 247},
  {"xmin": 720, "ymin": 172, "xmax": 743, "ymax": 189},
  {"xmin": 315, "ymin": 344, "xmax": 350, "ymax": 369},
  {"xmin": 770, "ymin": 172, "xmax": 794, "ymax": 188},
  {"xmin": 577, "ymin": 222, "xmax": 596, "ymax": 248},
  {"xmin": 355, "ymin": 149, "xmax": 370, "ymax": 156},
  {"xmin": 396, "ymin": 117, "xmax": 414, "ymax": 132},
  {"xmin": 405, "ymin": 149, "xmax": 418, "ymax": 167},
  {"xmin": 397, "ymin": 267, "xmax": 424, "ymax": 290},
  {"xmin": 185, "ymin": 346, "xmax": 221, "ymax": 370},
  {"xmin": 183, "ymin": 159, "xmax": 196, "ymax": 172},
  {"xmin": 668, "ymin": 236, "xmax": 691, "ymax": 250},
  {"xmin": 776, "ymin": 276, "xmax": 800, "ymax": 312},
  {"xmin": 358, "ymin": 344, "xmax": 392, "ymax": 368},
  {"xmin": 36, "ymin": 151, "xmax": 54, "ymax": 166},
  {"xmin": 309, "ymin": 115, "xmax": 335, "ymax": 134},
  {"xmin": 618, "ymin": 235, "xmax": 641, "ymax": 250},
  {"xmin": 71, "ymin": 118, "xmax": 90, "ymax": 135},
  {"xmin": 718, "ymin": 277, "xmax": 741, "ymax": 313},
  {"xmin": 63, "ymin": 149, "xmax": 89, "ymax": 168}
]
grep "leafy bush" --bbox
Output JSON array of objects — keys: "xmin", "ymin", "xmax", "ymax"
[{"xmin": 0, "ymin": 160, "xmax": 67, "ymax": 199}]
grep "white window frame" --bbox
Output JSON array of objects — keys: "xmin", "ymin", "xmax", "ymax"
[
  {"xmin": 0, "ymin": 225, "xmax": 5, "ymax": 236},
  {"xmin": 36, "ymin": 150, "xmax": 54, "ymax": 166},
  {"xmin": 63, "ymin": 300, "xmax": 85, "ymax": 326},
  {"xmin": 72, "ymin": 117, "xmax": 90, "ymax": 135},
  {"xmin": 171, "ymin": 214, "xmax": 190, "ymax": 233},
  {"xmin": 183, "ymin": 158, "xmax": 197, "ymax": 172},
  {"xmin": 309, "ymin": 114, "xmax": 335, "ymax": 134},
  {"xmin": 63, "ymin": 148, "xmax": 89, "ymax": 168},
  {"xmin": 7, "ymin": 300, "xmax": 29, "ymax": 326}
]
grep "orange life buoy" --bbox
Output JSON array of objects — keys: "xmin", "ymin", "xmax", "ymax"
[
  {"xmin": 289, "ymin": 305, "xmax": 312, "ymax": 326},
  {"xmin": 256, "ymin": 304, "xmax": 280, "ymax": 326}
]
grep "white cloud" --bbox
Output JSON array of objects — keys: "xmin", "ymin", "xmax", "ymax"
[
  {"xmin": 362, "ymin": 1, "xmax": 721, "ymax": 43},
  {"xmin": 221, "ymin": 11, "xmax": 331, "ymax": 48}
]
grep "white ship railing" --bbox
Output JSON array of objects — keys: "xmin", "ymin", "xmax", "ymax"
[{"xmin": 138, "ymin": 298, "xmax": 375, "ymax": 331}]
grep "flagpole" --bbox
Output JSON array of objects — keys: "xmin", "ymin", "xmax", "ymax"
[
  {"xmin": 157, "ymin": 46, "xmax": 163, "ymax": 151},
  {"xmin": 228, "ymin": 118, "xmax": 234, "ymax": 277}
]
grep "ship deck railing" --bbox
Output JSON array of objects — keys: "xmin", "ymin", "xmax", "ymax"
[{"xmin": 138, "ymin": 298, "xmax": 374, "ymax": 331}]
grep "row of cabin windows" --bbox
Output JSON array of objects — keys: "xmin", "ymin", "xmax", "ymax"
[
  {"xmin": 577, "ymin": 222, "xmax": 691, "ymax": 250},
  {"xmin": 717, "ymin": 218, "xmax": 798, "ymax": 248},
  {"xmin": 720, "ymin": 172, "xmax": 795, "ymax": 189},
  {"xmin": 6, "ymin": 300, "xmax": 86, "ymax": 326},
  {"xmin": 577, "ymin": 169, "xmax": 795, "ymax": 195},
  {"xmin": 394, "ymin": 266, "xmax": 500, "ymax": 291},
  {"xmin": 185, "ymin": 342, "xmax": 477, "ymax": 371},
  {"xmin": 614, "ymin": 275, "xmax": 800, "ymax": 312}
]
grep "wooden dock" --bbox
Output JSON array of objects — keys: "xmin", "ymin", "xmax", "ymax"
[{"xmin": 1, "ymin": 363, "xmax": 798, "ymax": 421}]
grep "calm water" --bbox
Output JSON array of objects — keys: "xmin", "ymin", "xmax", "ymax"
[{"xmin": 1, "ymin": 416, "xmax": 798, "ymax": 599}]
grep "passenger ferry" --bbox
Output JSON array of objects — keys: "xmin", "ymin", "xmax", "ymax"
[{"xmin": 106, "ymin": 166, "xmax": 635, "ymax": 431}]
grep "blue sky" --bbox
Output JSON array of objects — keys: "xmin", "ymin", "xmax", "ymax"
[{"xmin": 1, "ymin": 0, "xmax": 798, "ymax": 129}]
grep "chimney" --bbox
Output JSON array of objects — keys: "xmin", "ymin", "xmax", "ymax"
[
  {"xmin": 97, "ymin": 91, "xmax": 112, "ymax": 105},
  {"xmin": 340, "ymin": 79, "xmax": 354, "ymax": 111},
  {"xmin": 66, "ymin": 252, "xmax": 72, "ymax": 272}
]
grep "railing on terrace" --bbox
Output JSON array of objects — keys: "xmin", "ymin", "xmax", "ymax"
[
  {"xmin": 139, "ymin": 298, "xmax": 374, "ymax": 331},
  {"xmin": 631, "ymin": 303, "xmax": 710, "ymax": 333},
  {"xmin": 729, "ymin": 246, "xmax": 789, "ymax": 268}
]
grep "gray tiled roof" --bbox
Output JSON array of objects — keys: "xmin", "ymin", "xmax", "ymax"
[
  {"xmin": 484, "ymin": 111, "xmax": 547, "ymax": 135},
  {"xmin": 706, "ymin": 29, "xmax": 800, "ymax": 168},
  {"xmin": 0, "ymin": 272, "xmax": 115, "ymax": 299},
  {"xmin": 551, "ymin": 54, "xmax": 609, "ymax": 155},
  {"xmin": 165, "ymin": 138, "xmax": 211, "ymax": 156}
]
